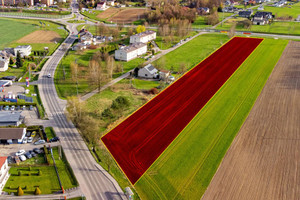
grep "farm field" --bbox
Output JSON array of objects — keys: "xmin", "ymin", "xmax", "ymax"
[
  {"xmin": 154, "ymin": 34, "xmax": 229, "ymax": 71},
  {"xmin": 0, "ymin": 18, "xmax": 37, "ymax": 49},
  {"xmin": 202, "ymin": 41, "xmax": 299, "ymax": 200},
  {"xmin": 108, "ymin": 8, "xmax": 146, "ymax": 23},
  {"xmin": 0, "ymin": 18, "xmax": 67, "ymax": 54},
  {"xmin": 192, "ymin": 12, "xmax": 233, "ymax": 28},
  {"xmin": 101, "ymin": 37, "xmax": 262, "ymax": 184},
  {"xmin": 134, "ymin": 38, "xmax": 288, "ymax": 200},
  {"xmin": 97, "ymin": 7, "xmax": 119, "ymax": 20}
]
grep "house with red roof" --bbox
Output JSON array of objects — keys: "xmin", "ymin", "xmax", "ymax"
[{"xmin": 0, "ymin": 157, "xmax": 9, "ymax": 193}]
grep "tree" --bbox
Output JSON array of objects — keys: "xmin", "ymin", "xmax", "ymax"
[
  {"xmin": 106, "ymin": 56, "xmax": 115, "ymax": 79},
  {"xmin": 179, "ymin": 62, "xmax": 187, "ymax": 74},
  {"xmin": 88, "ymin": 58, "xmax": 107, "ymax": 93},
  {"xmin": 9, "ymin": 56, "xmax": 14, "ymax": 65},
  {"xmin": 136, "ymin": 25, "xmax": 146, "ymax": 33},
  {"xmin": 17, "ymin": 186, "xmax": 24, "ymax": 196},
  {"xmin": 111, "ymin": 96, "xmax": 130, "ymax": 112},
  {"xmin": 34, "ymin": 187, "xmax": 41, "ymax": 195},
  {"xmin": 70, "ymin": 62, "xmax": 79, "ymax": 82},
  {"xmin": 66, "ymin": 96, "xmax": 85, "ymax": 126},
  {"xmin": 16, "ymin": 51, "xmax": 23, "ymax": 68}
]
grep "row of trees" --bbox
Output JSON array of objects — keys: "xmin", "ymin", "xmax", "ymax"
[{"xmin": 158, "ymin": 18, "xmax": 192, "ymax": 38}]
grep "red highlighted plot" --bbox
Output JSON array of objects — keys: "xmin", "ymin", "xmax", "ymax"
[{"xmin": 102, "ymin": 37, "xmax": 263, "ymax": 184}]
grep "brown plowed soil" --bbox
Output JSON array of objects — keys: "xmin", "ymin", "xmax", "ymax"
[
  {"xmin": 107, "ymin": 8, "xmax": 146, "ymax": 23},
  {"xmin": 17, "ymin": 30, "xmax": 61, "ymax": 43},
  {"xmin": 202, "ymin": 41, "xmax": 300, "ymax": 200},
  {"xmin": 97, "ymin": 7, "xmax": 119, "ymax": 19}
]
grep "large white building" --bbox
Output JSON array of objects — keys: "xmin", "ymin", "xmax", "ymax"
[
  {"xmin": 115, "ymin": 43, "xmax": 147, "ymax": 62},
  {"xmin": 14, "ymin": 45, "xmax": 32, "ymax": 57},
  {"xmin": 130, "ymin": 30, "xmax": 157, "ymax": 44},
  {"xmin": 0, "ymin": 157, "xmax": 9, "ymax": 193},
  {"xmin": 0, "ymin": 53, "xmax": 9, "ymax": 72}
]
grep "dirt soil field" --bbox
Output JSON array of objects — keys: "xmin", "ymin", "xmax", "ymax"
[
  {"xmin": 17, "ymin": 30, "xmax": 62, "ymax": 43},
  {"xmin": 108, "ymin": 8, "xmax": 146, "ymax": 23},
  {"xmin": 97, "ymin": 7, "xmax": 119, "ymax": 19},
  {"xmin": 202, "ymin": 41, "xmax": 300, "ymax": 200}
]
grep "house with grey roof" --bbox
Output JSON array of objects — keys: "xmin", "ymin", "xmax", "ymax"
[
  {"xmin": 138, "ymin": 64, "xmax": 159, "ymax": 79},
  {"xmin": 0, "ymin": 128, "xmax": 26, "ymax": 144},
  {"xmin": 0, "ymin": 112, "xmax": 24, "ymax": 126},
  {"xmin": 115, "ymin": 43, "xmax": 147, "ymax": 61}
]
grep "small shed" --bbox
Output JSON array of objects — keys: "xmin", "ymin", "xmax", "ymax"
[{"xmin": 0, "ymin": 128, "xmax": 26, "ymax": 144}]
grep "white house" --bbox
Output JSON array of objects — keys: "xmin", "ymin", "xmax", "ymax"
[
  {"xmin": 96, "ymin": 2, "xmax": 107, "ymax": 10},
  {"xmin": 138, "ymin": 64, "xmax": 159, "ymax": 79},
  {"xmin": 115, "ymin": 43, "xmax": 147, "ymax": 62},
  {"xmin": 0, "ymin": 53, "xmax": 9, "ymax": 72},
  {"xmin": 14, "ymin": 45, "xmax": 32, "ymax": 57},
  {"xmin": 130, "ymin": 30, "xmax": 157, "ymax": 44},
  {"xmin": 0, "ymin": 157, "xmax": 9, "ymax": 193},
  {"xmin": 107, "ymin": 0, "xmax": 114, "ymax": 6}
]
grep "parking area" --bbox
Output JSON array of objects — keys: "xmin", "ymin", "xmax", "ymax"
[{"xmin": 0, "ymin": 85, "xmax": 25, "ymax": 96}]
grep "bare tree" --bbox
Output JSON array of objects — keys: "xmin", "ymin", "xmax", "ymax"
[
  {"xmin": 88, "ymin": 58, "xmax": 107, "ymax": 93},
  {"xmin": 228, "ymin": 22, "xmax": 236, "ymax": 38},
  {"xmin": 70, "ymin": 62, "xmax": 79, "ymax": 82},
  {"xmin": 106, "ymin": 56, "xmax": 115, "ymax": 79}
]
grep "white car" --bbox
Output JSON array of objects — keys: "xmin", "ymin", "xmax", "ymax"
[
  {"xmin": 19, "ymin": 155, "xmax": 27, "ymax": 161},
  {"xmin": 15, "ymin": 149, "xmax": 26, "ymax": 156},
  {"xmin": 27, "ymin": 137, "xmax": 33, "ymax": 143},
  {"xmin": 34, "ymin": 140, "xmax": 46, "ymax": 145},
  {"xmin": 22, "ymin": 137, "xmax": 28, "ymax": 144},
  {"xmin": 47, "ymin": 74, "xmax": 51, "ymax": 78}
]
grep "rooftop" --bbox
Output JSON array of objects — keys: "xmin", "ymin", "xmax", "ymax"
[
  {"xmin": 132, "ymin": 30, "xmax": 156, "ymax": 38},
  {"xmin": 118, "ymin": 42, "xmax": 147, "ymax": 53},
  {"xmin": 0, "ymin": 157, "xmax": 7, "ymax": 168},
  {"xmin": 0, "ymin": 111, "xmax": 22, "ymax": 123},
  {"xmin": 15, "ymin": 45, "xmax": 31, "ymax": 50},
  {"xmin": 0, "ymin": 128, "xmax": 25, "ymax": 140}
]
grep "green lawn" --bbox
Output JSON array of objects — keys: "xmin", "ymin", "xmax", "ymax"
[
  {"xmin": 132, "ymin": 79, "xmax": 160, "ymax": 90},
  {"xmin": 135, "ymin": 38, "xmax": 288, "ymax": 199},
  {"xmin": 80, "ymin": 10, "xmax": 105, "ymax": 22},
  {"xmin": 45, "ymin": 127, "xmax": 56, "ymax": 140},
  {"xmin": 259, "ymin": 2, "xmax": 300, "ymax": 19},
  {"xmin": 154, "ymin": 34, "xmax": 229, "ymax": 71},
  {"xmin": 192, "ymin": 12, "xmax": 233, "ymax": 29},
  {"xmin": 217, "ymin": 19, "xmax": 300, "ymax": 35},
  {"xmin": 0, "ymin": 18, "xmax": 37, "ymax": 49}
]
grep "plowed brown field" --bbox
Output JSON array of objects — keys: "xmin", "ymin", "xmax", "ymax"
[
  {"xmin": 17, "ymin": 30, "xmax": 61, "ymax": 43},
  {"xmin": 108, "ymin": 8, "xmax": 146, "ymax": 23},
  {"xmin": 202, "ymin": 41, "xmax": 300, "ymax": 200},
  {"xmin": 97, "ymin": 7, "xmax": 119, "ymax": 19}
]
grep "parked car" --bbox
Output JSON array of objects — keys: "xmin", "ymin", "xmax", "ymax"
[
  {"xmin": 14, "ymin": 156, "xmax": 20, "ymax": 163},
  {"xmin": 29, "ymin": 105, "xmax": 33, "ymax": 110},
  {"xmin": 0, "ymin": 105, "xmax": 3, "ymax": 111},
  {"xmin": 33, "ymin": 148, "xmax": 42, "ymax": 154},
  {"xmin": 47, "ymin": 74, "xmax": 51, "ymax": 78},
  {"xmin": 34, "ymin": 140, "xmax": 45, "ymax": 145},
  {"xmin": 27, "ymin": 137, "xmax": 33, "ymax": 143},
  {"xmin": 21, "ymin": 105, "xmax": 26, "ymax": 110},
  {"xmin": 50, "ymin": 137, "xmax": 60, "ymax": 143},
  {"xmin": 11, "ymin": 105, "xmax": 15, "ymax": 111},
  {"xmin": 26, "ymin": 132, "xmax": 31, "ymax": 137},
  {"xmin": 29, "ymin": 151, "xmax": 37, "ymax": 157},
  {"xmin": 4, "ymin": 105, "xmax": 9, "ymax": 111},
  {"xmin": 25, "ymin": 152, "xmax": 32, "ymax": 159},
  {"xmin": 16, "ymin": 105, "xmax": 20, "ymax": 110},
  {"xmin": 15, "ymin": 149, "xmax": 26, "ymax": 156},
  {"xmin": 31, "ymin": 131, "xmax": 37, "ymax": 138},
  {"xmin": 19, "ymin": 155, "xmax": 27, "ymax": 161},
  {"xmin": 22, "ymin": 137, "xmax": 28, "ymax": 144}
]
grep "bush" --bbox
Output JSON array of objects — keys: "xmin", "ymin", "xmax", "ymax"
[
  {"xmin": 17, "ymin": 186, "xmax": 24, "ymax": 196},
  {"xmin": 111, "ymin": 96, "xmax": 130, "ymax": 110},
  {"xmin": 38, "ymin": 170, "xmax": 42, "ymax": 176},
  {"xmin": 18, "ymin": 171, "xmax": 22, "ymax": 176},
  {"xmin": 35, "ymin": 187, "xmax": 41, "ymax": 195},
  {"xmin": 101, "ymin": 108, "xmax": 115, "ymax": 119},
  {"xmin": 148, "ymin": 88, "xmax": 159, "ymax": 94}
]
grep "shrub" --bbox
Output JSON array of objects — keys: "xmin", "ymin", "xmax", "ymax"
[
  {"xmin": 35, "ymin": 187, "xmax": 41, "ymax": 195},
  {"xmin": 17, "ymin": 186, "xmax": 24, "ymax": 196},
  {"xmin": 38, "ymin": 170, "xmax": 42, "ymax": 176},
  {"xmin": 101, "ymin": 108, "xmax": 115, "ymax": 119},
  {"xmin": 148, "ymin": 88, "xmax": 159, "ymax": 94},
  {"xmin": 18, "ymin": 171, "xmax": 22, "ymax": 176},
  {"xmin": 111, "ymin": 96, "xmax": 130, "ymax": 110}
]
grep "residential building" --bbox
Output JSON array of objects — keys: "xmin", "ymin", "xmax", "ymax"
[
  {"xmin": 0, "ymin": 128, "xmax": 26, "ymax": 144},
  {"xmin": 96, "ymin": 2, "xmax": 107, "ymax": 10},
  {"xmin": 252, "ymin": 11, "xmax": 273, "ymax": 25},
  {"xmin": 0, "ymin": 0, "xmax": 33, "ymax": 6},
  {"xmin": 41, "ymin": 0, "xmax": 53, "ymax": 6},
  {"xmin": 138, "ymin": 64, "xmax": 159, "ymax": 79},
  {"xmin": 14, "ymin": 45, "xmax": 32, "ymax": 57},
  {"xmin": 159, "ymin": 70, "xmax": 170, "ymax": 81},
  {"xmin": 115, "ymin": 43, "xmax": 147, "ymax": 61},
  {"xmin": 130, "ymin": 30, "xmax": 156, "ymax": 44},
  {"xmin": 0, "ymin": 112, "xmax": 24, "ymax": 127},
  {"xmin": 238, "ymin": 10, "xmax": 253, "ymax": 18},
  {"xmin": 197, "ymin": 7, "xmax": 210, "ymax": 15},
  {"xmin": 106, "ymin": 0, "xmax": 114, "ymax": 6},
  {"xmin": 0, "ymin": 157, "xmax": 9, "ymax": 193},
  {"xmin": 0, "ymin": 53, "xmax": 9, "ymax": 72}
]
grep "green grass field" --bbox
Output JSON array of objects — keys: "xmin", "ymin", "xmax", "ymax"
[
  {"xmin": 258, "ymin": 2, "xmax": 300, "ymax": 19},
  {"xmin": 135, "ymin": 38, "xmax": 288, "ymax": 199},
  {"xmin": 192, "ymin": 12, "xmax": 233, "ymax": 29},
  {"xmin": 154, "ymin": 34, "xmax": 229, "ymax": 71},
  {"xmin": 0, "ymin": 19, "xmax": 37, "ymax": 49},
  {"xmin": 132, "ymin": 79, "xmax": 160, "ymax": 90}
]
